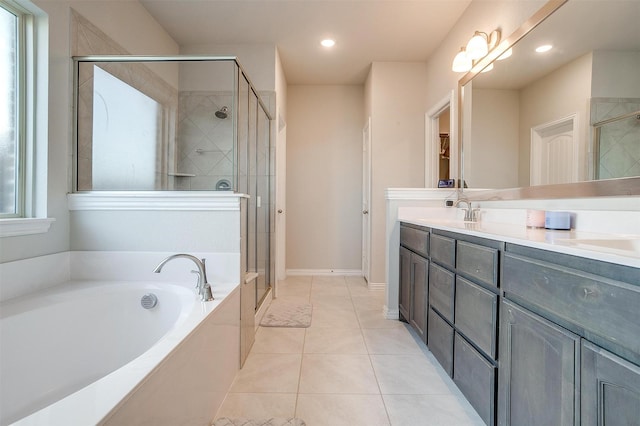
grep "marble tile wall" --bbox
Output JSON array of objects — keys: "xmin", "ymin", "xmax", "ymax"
[
  {"xmin": 174, "ymin": 92, "xmax": 235, "ymax": 190},
  {"xmin": 591, "ymin": 97, "xmax": 640, "ymax": 179}
]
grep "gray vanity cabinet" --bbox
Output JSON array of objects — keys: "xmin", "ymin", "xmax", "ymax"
[
  {"xmin": 581, "ymin": 341, "xmax": 640, "ymax": 426},
  {"xmin": 428, "ymin": 306, "xmax": 454, "ymax": 376},
  {"xmin": 428, "ymin": 229, "xmax": 502, "ymax": 425},
  {"xmin": 498, "ymin": 299, "xmax": 580, "ymax": 426},
  {"xmin": 399, "ymin": 224, "xmax": 429, "ymax": 343}
]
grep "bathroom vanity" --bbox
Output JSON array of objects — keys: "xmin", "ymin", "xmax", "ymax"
[{"xmin": 398, "ymin": 218, "xmax": 640, "ymax": 426}]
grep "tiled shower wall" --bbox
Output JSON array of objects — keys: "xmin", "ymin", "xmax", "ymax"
[
  {"xmin": 174, "ymin": 92, "xmax": 235, "ymax": 190},
  {"xmin": 591, "ymin": 97, "xmax": 640, "ymax": 179}
]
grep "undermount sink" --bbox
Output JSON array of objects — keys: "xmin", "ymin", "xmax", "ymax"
[{"xmin": 555, "ymin": 237, "xmax": 640, "ymax": 256}]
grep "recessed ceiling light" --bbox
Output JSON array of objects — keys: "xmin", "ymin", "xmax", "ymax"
[
  {"xmin": 320, "ymin": 39, "xmax": 335, "ymax": 48},
  {"xmin": 535, "ymin": 44, "xmax": 553, "ymax": 53}
]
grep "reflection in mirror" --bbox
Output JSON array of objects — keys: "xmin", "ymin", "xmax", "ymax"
[{"xmin": 460, "ymin": 0, "xmax": 640, "ymax": 191}]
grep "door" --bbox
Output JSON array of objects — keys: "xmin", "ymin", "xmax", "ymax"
[
  {"xmin": 275, "ymin": 118, "xmax": 287, "ymax": 284},
  {"xmin": 530, "ymin": 115, "xmax": 578, "ymax": 185},
  {"xmin": 362, "ymin": 117, "xmax": 371, "ymax": 282},
  {"xmin": 398, "ymin": 246, "xmax": 411, "ymax": 322},
  {"xmin": 409, "ymin": 253, "xmax": 428, "ymax": 343},
  {"xmin": 498, "ymin": 300, "xmax": 580, "ymax": 426},
  {"xmin": 582, "ymin": 341, "xmax": 640, "ymax": 426}
]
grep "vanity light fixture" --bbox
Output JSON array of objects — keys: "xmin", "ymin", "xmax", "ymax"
[
  {"xmin": 452, "ymin": 47, "xmax": 473, "ymax": 73},
  {"xmin": 452, "ymin": 30, "xmax": 501, "ymax": 72},
  {"xmin": 320, "ymin": 39, "xmax": 335, "ymax": 48},
  {"xmin": 535, "ymin": 44, "xmax": 553, "ymax": 53}
]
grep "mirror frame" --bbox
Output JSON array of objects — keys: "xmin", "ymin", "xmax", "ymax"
[{"xmin": 457, "ymin": 0, "xmax": 640, "ymax": 201}]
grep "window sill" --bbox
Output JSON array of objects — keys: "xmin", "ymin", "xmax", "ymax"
[{"xmin": 0, "ymin": 218, "xmax": 56, "ymax": 238}]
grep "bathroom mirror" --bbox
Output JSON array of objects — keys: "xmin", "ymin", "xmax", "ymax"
[{"xmin": 458, "ymin": 0, "xmax": 640, "ymax": 199}]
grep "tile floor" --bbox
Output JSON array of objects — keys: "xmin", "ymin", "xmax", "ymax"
[{"xmin": 214, "ymin": 275, "xmax": 484, "ymax": 426}]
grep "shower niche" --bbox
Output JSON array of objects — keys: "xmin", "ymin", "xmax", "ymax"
[{"xmin": 73, "ymin": 55, "xmax": 275, "ymax": 309}]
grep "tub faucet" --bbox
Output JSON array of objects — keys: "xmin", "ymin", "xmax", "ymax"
[
  {"xmin": 153, "ymin": 254, "xmax": 214, "ymax": 301},
  {"xmin": 453, "ymin": 198, "xmax": 478, "ymax": 222}
]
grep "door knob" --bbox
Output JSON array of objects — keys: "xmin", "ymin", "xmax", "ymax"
[
  {"xmin": 363, "ymin": 210, "xmax": 369, "ymax": 214},
  {"xmin": 277, "ymin": 209, "xmax": 283, "ymax": 213}
]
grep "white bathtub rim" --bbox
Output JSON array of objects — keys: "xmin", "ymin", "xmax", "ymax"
[{"xmin": 10, "ymin": 280, "xmax": 239, "ymax": 426}]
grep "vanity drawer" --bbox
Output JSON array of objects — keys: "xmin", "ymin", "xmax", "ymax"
[
  {"xmin": 430, "ymin": 233, "xmax": 455, "ymax": 269},
  {"xmin": 428, "ymin": 307, "xmax": 454, "ymax": 377},
  {"xmin": 503, "ymin": 252, "xmax": 640, "ymax": 359},
  {"xmin": 455, "ymin": 276, "xmax": 498, "ymax": 359},
  {"xmin": 429, "ymin": 262, "xmax": 455, "ymax": 322},
  {"xmin": 400, "ymin": 224, "xmax": 429, "ymax": 258},
  {"xmin": 457, "ymin": 241, "xmax": 499, "ymax": 289},
  {"xmin": 453, "ymin": 333, "xmax": 496, "ymax": 426}
]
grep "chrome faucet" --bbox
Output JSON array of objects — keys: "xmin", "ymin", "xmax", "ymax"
[
  {"xmin": 153, "ymin": 254, "xmax": 214, "ymax": 301},
  {"xmin": 453, "ymin": 198, "xmax": 479, "ymax": 222}
]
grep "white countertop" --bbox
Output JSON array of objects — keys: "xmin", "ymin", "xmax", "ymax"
[{"xmin": 399, "ymin": 216, "xmax": 640, "ymax": 269}]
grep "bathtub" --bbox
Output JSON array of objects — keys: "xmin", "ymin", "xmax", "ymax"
[{"xmin": 0, "ymin": 279, "xmax": 240, "ymax": 426}]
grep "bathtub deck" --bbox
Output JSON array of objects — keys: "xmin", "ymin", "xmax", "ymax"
[{"xmin": 214, "ymin": 275, "xmax": 484, "ymax": 426}]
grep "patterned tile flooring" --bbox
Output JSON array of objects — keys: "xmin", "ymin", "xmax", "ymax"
[{"xmin": 214, "ymin": 275, "xmax": 484, "ymax": 426}]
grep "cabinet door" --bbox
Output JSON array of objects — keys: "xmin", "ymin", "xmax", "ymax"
[
  {"xmin": 582, "ymin": 341, "xmax": 640, "ymax": 426},
  {"xmin": 454, "ymin": 333, "xmax": 496, "ymax": 426},
  {"xmin": 410, "ymin": 253, "xmax": 428, "ymax": 343},
  {"xmin": 455, "ymin": 276, "xmax": 498, "ymax": 359},
  {"xmin": 429, "ymin": 262, "xmax": 455, "ymax": 322},
  {"xmin": 399, "ymin": 246, "xmax": 411, "ymax": 321},
  {"xmin": 428, "ymin": 307, "xmax": 454, "ymax": 376},
  {"xmin": 498, "ymin": 300, "xmax": 580, "ymax": 426}
]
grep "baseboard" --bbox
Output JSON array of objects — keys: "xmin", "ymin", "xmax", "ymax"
[
  {"xmin": 286, "ymin": 269, "xmax": 362, "ymax": 276},
  {"xmin": 383, "ymin": 306, "xmax": 400, "ymax": 320},
  {"xmin": 367, "ymin": 281, "xmax": 386, "ymax": 291}
]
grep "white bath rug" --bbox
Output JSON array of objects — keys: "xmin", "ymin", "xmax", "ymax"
[
  {"xmin": 259, "ymin": 303, "xmax": 312, "ymax": 328},
  {"xmin": 212, "ymin": 418, "xmax": 306, "ymax": 426}
]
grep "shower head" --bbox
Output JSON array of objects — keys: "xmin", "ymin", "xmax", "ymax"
[{"xmin": 215, "ymin": 106, "xmax": 229, "ymax": 119}]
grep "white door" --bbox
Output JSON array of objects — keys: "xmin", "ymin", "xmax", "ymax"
[
  {"xmin": 362, "ymin": 117, "xmax": 372, "ymax": 283},
  {"xmin": 275, "ymin": 122, "xmax": 287, "ymax": 286},
  {"xmin": 531, "ymin": 115, "xmax": 578, "ymax": 185}
]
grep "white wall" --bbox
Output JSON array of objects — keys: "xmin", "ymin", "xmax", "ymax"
[
  {"xmin": 468, "ymin": 88, "xmax": 520, "ymax": 189},
  {"xmin": 0, "ymin": 0, "xmax": 179, "ymax": 264},
  {"xmin": 180, "ymin": 44, "xmax": 277, "ymax": 93},
  {"xmin": 368, "ymin": 62, "xmax": 429, "ymax": 284},
  {"xmin": 592, "ymin": 50, "xmax": 640, "ymax": 98},
  {"xmin": 285, "ymin": 85, "xmax": 364, "ymax": 272}
]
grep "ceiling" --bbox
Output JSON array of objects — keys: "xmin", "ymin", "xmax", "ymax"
[{"xmin": 139, "ymin": 0, "xmax": 471, "ymax": 85}]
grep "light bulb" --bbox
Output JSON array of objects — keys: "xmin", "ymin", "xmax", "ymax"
[
  {"xmin": 466, "ymin": 32, "xmax": 488, "ymax": 60},
  {"xmin": 452, "ymin": 48, "xmax": 472, "ymax": 73}
]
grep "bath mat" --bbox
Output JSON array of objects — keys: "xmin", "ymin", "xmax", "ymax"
[
  {"xmin": 212, "ymin": 418, "xmax": 306, "ymax": 426},
  {"xmin": 259, "ymin": 303, "xmax": 312, "ymax": 328}
]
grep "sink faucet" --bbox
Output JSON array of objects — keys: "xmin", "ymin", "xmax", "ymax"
[
  {"xmin": 453, "ymin": 198, "xmax": 479, "ymax": 222},
  {"xmin": 153, "ymin": 254, "xmax": 214, "ymax": 301}
]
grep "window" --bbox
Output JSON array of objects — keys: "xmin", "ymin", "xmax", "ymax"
[
  {"xmin": 0, "ymin": 2, "xmax": 20, "ymax": 217},
  {"xmin": 0, "ymin": 0, "xmax": 51, "ymax": 237}
]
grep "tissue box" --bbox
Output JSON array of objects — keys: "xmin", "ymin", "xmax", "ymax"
[{"xmin": 545, "ymin": 211, "xmax": 571, "ymax": 230}]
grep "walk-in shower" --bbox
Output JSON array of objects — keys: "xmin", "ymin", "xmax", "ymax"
[
  {"xmin": 72, "ymin": 55, "xmax": 274, "ymax": 309},
  {"xmin": 594, "ymin": 109, "xmax": 640, "ymax": 179}
]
